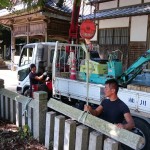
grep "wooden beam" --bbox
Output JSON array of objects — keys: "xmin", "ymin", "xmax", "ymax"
[
  {"xmin": 42, "ymin": 12, "xmax": 71, "ymax": 21},
  {"xmin": 87, "ymin": 0, "xmax": 115, "ymax": 5}
]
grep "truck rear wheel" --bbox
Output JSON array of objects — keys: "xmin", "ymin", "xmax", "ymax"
[
  {"xmin": 122, "ymin": 117, "xmax": 150, "ymax": 150},
  {"xmin": 133, "ymin": 117, "xmax": 150, "ymax": 150}
]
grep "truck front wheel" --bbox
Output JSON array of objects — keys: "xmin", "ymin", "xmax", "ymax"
[{"xmin": 23, "ymin": 88, "xmax": 30, "ymax": 97}]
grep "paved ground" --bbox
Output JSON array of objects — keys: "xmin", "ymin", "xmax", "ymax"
[{"xmin": 0, "ymin": 61, "xmax": 18, "ymax": 92}]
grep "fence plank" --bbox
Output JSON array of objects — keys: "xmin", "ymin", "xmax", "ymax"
[
  {"xmin": 54, "ymin": 115, "xmax": 65, "ymax": 150},
  {"xmin": 10, "ymin": 98, "xmax": 15, "ymax": 123},
  {"xmin": 75, "ymin": 125, "xmax": 89, "ymax": 150},
  {"xmin": 0, "ymin": 95, "xmax": 4, "ymax": 118},
  {"xmin": 48, "ymin": 98, "xmax": 144, "ymax": 150},
  {"xmin": 45, "ymin": 111, "xmax": 56, "ymax": 149},
  {"xmin": 16, "ymin": 101, "xmax": 22, "ymax": 127},
  {"xmin": 28, "ymin": 106, "xmax": 32, "ymax": 133},
  {"xmin": 88, "ymin": 131, "xmax": 103, "ymax": 150},
  {"xmin": 103, "ymin": 138, "xmax": 119, "ymax": 150},
  {"xmin": 64, "ymin": 119, "xmax": 76, "ymax": 150},
  {"xmin": 5, "ymin": 97, "xmax": 9, "ymax": 120}
]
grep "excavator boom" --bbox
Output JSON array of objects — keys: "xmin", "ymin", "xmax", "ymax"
[{"xmin": 118, "ymin": 50, "xmax": 150, "ymax": 86}]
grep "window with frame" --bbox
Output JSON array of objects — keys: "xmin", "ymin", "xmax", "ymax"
[{"xmin": 99, "ymin": 28, "xmax": 129, "ymax": 45}]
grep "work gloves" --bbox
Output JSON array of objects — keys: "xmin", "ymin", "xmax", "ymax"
[{"xmin": 43, "ymin": 72, "xmax": 47, "ymax": 76}]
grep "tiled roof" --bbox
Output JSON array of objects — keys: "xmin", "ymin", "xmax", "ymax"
[
  {"xmin": 83, "ymin": 4, "xmax": 150, "ymax": 20},
  {"xmin": 45, "ymin": 0, "xmax": 94, "ymax": 16},
  {"xmin": 0, "ymin": 0, "xmax": 94, "ymax": 17}
]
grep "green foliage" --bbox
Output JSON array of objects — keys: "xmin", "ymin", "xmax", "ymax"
[
  {"xmin": 0, "ymin": 0, "xmax": 46, "ymax": 10},
  {"xmin": 0, "ymin": 0, "xmax": 11, "ymax": 8},
  {"xmin": 19, "ymin": 124, "xmax": 31, "ymax": 139}
]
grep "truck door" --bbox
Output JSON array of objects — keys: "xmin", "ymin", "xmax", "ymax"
[{"xmin": 17, "ymin": 45, "xmax": 34, "ymax": 94}]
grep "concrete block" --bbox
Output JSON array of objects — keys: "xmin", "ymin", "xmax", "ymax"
[
  {"xmin": 75, "ymin": 125, "xmax": 89, "ymax": 150},
  {"xmin": 103, "ymin": 138, "xmax": 119, "ymax": 150},
  {"xmin": 88, "ymin": 131, "xmax": 103, "ymax": 150},
  {"xmin": 64, "ymin": 119, "xmax": 76, "ymax": 150},
  {"xmin": 53, "ymin": 115, "xmax": 65, "ymax": 150},
  {"xmin": 45, "ymin": 111, "xmax": 56, "ymax": 149}
]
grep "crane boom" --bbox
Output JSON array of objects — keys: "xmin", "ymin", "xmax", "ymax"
[{"xmin": 69, "ymin": 0, "xmax": 82, "ymax": 43}]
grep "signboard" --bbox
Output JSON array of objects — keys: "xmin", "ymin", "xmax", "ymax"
[{"xmin": 80, "ymin": 20, "xmax": 96, "ymax": 39}]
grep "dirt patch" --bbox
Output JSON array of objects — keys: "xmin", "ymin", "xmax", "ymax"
[{"xmin": 0, "ymin": 119, "xmax": 47, "ymax": 150}]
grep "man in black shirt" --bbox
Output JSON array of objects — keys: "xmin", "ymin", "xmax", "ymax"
[
  {"xmin": 84, "ymin": 79, "xmax": 135, "ymax": 130},
  {"xmin": 29, "ymin": 64, "xmax": 46, "ymax": 97}
]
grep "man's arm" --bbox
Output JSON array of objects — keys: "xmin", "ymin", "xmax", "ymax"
[
  {"xmin": 84, "ymin": 105, "xmax": 103, "ymax": 116},
  {"xmin": 117, "ymin": 113, "xmax": 135, "ymax": 130},
  {"xmin": 35, "ymin": 74, "xmax": 44, "ymax": 81}
]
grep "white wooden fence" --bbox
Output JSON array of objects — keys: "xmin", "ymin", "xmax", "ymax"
[{"xmin": 0, "ymin": 79, "xmax": 144, "ymax": 150}]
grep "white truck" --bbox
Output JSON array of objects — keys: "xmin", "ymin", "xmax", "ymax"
[
  {"xmin": 17, "ymin": 41, "xmax": 150, "ymax": 150},
  {"xmin": 52, "ymin": 41, "xmax": 150, "ymax": 150}
]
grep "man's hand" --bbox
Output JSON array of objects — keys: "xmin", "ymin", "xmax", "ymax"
[
  {"xmin": 116, "ymin": 123, "xmax": 125, "ymax": 129},
  {"xmin": 43, "ymin": 72, "xmax": 47, "ymax": 76},
  {"xmin": 84, "ymin": 105, "xmax": 92, "ymax": 112}
]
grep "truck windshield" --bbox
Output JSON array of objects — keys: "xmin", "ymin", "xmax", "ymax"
[{"xmin": 19, "ymin": 47, "xmax": 33, "ymax": 66}]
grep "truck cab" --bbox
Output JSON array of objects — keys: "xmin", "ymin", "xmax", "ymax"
[{"xmin": 16, "ymin": 42, "xmax": 56, "ymax": 95}]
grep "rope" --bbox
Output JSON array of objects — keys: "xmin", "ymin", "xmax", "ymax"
[
  {"xmin": 78, "ymin": 111, "xmax": 89, "ymax": 124},
  {"xmin": 22, "ymin": 98, "xmax": 32, "ymax": 117}
]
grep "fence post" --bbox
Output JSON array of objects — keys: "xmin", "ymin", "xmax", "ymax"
[
  {"xmin": 75, "ymin": 125, "xmax": 89, "ymax": 150},
  {"xmin": 53, "ymin": 115, "xmax": 65, "ymax": 150},
  {"xmin": 45, "ymin": 111, "xmax": 56, "ymax": 149},
  {"xmin": 64, "ymin": 119, "xmax": 76, "ymax": 150},
  {"xmin": 33, "ymin": 91, "xmax": 47, "ymax": 144},
  {"xmin": 88, "ymin": 131, "xmax": 103, "ymax": 150},
  {"xmin": 103, "ymin": 138, "xmax": 119, "ymax": 150}
]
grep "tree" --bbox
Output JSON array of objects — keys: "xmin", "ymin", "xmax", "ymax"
[{"xmin": 0, "ymin": 0, "xmax": 46, "ymax": 9}]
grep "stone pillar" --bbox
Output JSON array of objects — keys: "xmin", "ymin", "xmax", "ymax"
[
  {"xmin": 75, "ymin": 125, "xmax": 89, "ymax": 150},
  {"xmin": 45, "ymin": 111, "xmax": 56, "ymax": 149},
  {"xmin": 88, "ymin": 131, "xmax": 103, "ymax": 150},
  {"xmin": 103, "ymin": 138, "xmax": 119, "ymax": 150},
  {"xmin": 33, "ymin": 91, "xmax": 48, "ymax": 143},
  {"xmin": 64, "ymin": 119, "xmax": 76, "ymax": 150},
  {"xmin": 53, "ymin": 115, "xmax": 65, "ymax": 150}
]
